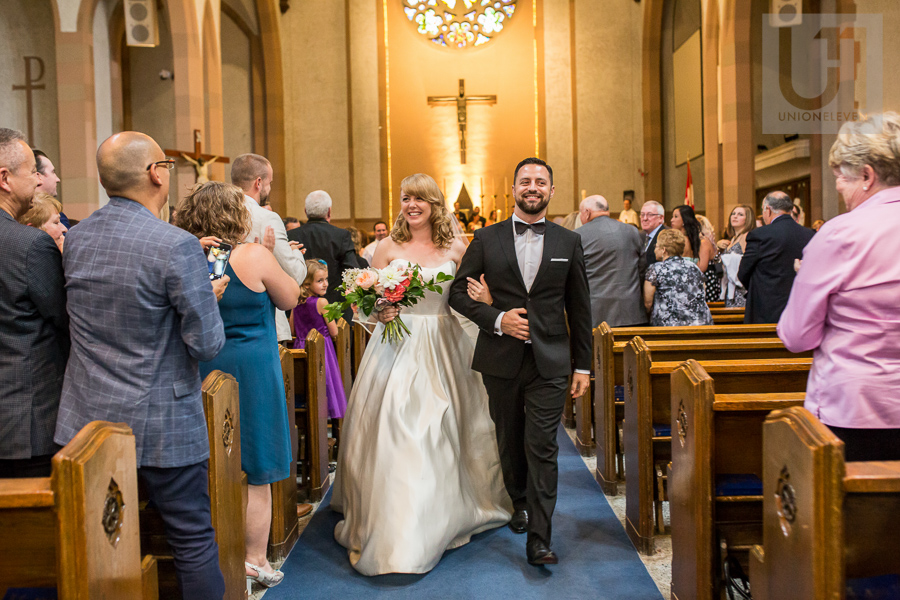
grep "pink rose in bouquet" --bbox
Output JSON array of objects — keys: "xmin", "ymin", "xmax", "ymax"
[{"xmin": 355, "ymin": 269, "xmax": 378, "ymax": 290}]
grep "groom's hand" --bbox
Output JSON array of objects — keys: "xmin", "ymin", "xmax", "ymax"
[
  {"xmin": 570, "ymin": 372, "xmax": 590, "ymax": 398},
  {"xmin": 501, "ymin": 308, "xmax": 530, "ymax": 341}
]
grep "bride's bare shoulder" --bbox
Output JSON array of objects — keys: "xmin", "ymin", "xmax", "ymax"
[
  {"xmin": 448, "ymin": 237, "xmax": 468, "ymax": 265},
  {"xmin": 372, "ymin": 237, "xmax": 401, "ymax": 268}
]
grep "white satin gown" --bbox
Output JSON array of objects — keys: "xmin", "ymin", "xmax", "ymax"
[{"xmin": 332, "ymin": 260, "xmax": 513, "ymax": 575}]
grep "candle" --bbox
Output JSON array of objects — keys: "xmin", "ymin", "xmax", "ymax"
[
  {"xmin": 504, "ymin": 176, "xmax": 509, "ymax": 195},
  {"xmin": 491, "ymin": 178, "xmax": 495, "ymax": 195},
  {"xmin": 480, "ymin": 177, "xmax": 484, "ymax": 197}
]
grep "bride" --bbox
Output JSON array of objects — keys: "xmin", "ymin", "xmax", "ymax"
[{"xmin": 331, "ymin": 173, "xmax": 512, "ymax": 576}]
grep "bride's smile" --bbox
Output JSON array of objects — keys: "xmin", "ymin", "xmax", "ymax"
[{"xmin": 401, "ymin": 193, "xmax": 431, "ymax": 226}]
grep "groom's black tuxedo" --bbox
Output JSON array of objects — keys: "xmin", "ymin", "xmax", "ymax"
[
  {"xmin": 449, "ymin": 217, "xmax": 592, "ymax": 552},
  {"xmin": 449, "ymin": 218, "xmax": 592, "ymax": 378}
]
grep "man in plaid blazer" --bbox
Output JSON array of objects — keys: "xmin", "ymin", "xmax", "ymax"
[
  {"xmin": 0, "ymin": 128, "xmax": 69, "ymax": 478},
  {"xmin": 55, "ymin": 132, "xmax": 228, "ymax": 599}
]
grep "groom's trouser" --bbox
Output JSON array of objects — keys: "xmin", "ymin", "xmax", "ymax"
[{"xmin": 481, "ymin": 346, "xmax": 568, "ymax": 549}]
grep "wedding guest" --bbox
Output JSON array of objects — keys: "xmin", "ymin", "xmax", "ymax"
[
  {"xmin": 0, "ymin": 128, "xmax": 68, "ymax": 479},
  {"xmin": 617, "ymin": 191, "xmax": 640, "ymax": 228},
  {"xmin": 716, "ymin": 205, "xmax": 756, "ymax": 308},
  {"xmin": 18, "ymin": 192, "xmax": 67, "ymax": 252},
  {"xmin": 643, "ymin": 229, "xmax": 712, "ymax": 326},
  {"xmin": 670, "ymin": 204, "xmax": 715, "ymax": 273},
  {"xmin": 696, "ymin": 214, "xmax": 721, "ymax": 302},
  {"xmin": 284, "ymin": 216, "xmax": 301, "ymax": 232},
  {"xmin": 470, "ymin": 206, "xmax": 487, "ymax": 228},
  {"xmin": 292, "ymin": 259, "xmax": 347, "ymax": 419},
  {"xmin": 32, "ymin": 149, "xmax": 69, "ymax": 229},
  {"xmin": 486, "ymin": 209, "xmax": 499, "ymax": 226},
  {"xmin": 812, "ymin": 219, "xmax": 825, "ymax": 232},
  {"xmin": 179, "ymin": 180, "xmax": 299, "ymax": 589},
  {"xmin": 362, "ymin": 220, "xmax": 388, "ymax": 264},
  {"xmin": 56, "ymin": 132, "xmax": 227, "ymax": 599},
  {"xmin": 778, "ymin": 112, "xmax": 900, "ymax": 461},
  {"xmin": 738, "ymin": 191, "xmax": 814, "ymax": 323},
  {"xmin": 639, "ymin": 200, "xmax": 667, "ymax": 274},
  {"xmin": 346, "ymin": 226, "xmax": 369, "ymax": 268},
  {"xmin": 453, "ymin": 201, "xmax": 469, "ymax": 227}
]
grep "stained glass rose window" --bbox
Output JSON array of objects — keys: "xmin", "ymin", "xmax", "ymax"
[{"xmin": 403, "ymin": 0, "xmax": 518, "ymax": 49}]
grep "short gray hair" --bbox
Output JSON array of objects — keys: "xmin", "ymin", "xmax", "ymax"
[
  {"xmin": 829, "ymin": 112, "xmax": 900, "ymax": 186},
  {"xmin": 641, "ymin": 200, "xmax": 665, "ymax": 216},
  {"xmin": 763, "ymin": 191, "xmax": 793, "ymax": 214},
  {"xmin": 305, "ymin": 190, "xmax": 332, "ymax": 219},
  {"xmin": 0, "ymin": 128, "xmax": 28, "ymax": 172}
]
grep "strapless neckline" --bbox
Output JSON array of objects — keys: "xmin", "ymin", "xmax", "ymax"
[{"xmin": 389, "ymin": 258, "xmax": 456, "ymax": 272}]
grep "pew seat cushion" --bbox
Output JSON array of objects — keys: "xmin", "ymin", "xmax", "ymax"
[
  {"xmin": 846, "ymin": 574, "xmax": 900, "ymax": 599},
  {"xmin": 652, "ymin": 424, "xmax": 672, "ymax": 437},
  {"xmin": 714, "ymin": 474, "xmax": 762, "ymax": 497}
]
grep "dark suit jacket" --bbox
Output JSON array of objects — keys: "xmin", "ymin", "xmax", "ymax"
[
  {"xmin": 639, "ymin": 224, "xmax": 667, "ymax": 278},
  {"xmin": 738, "ymin": 214, "xmax": 815, "ymax": 324},
  {"xmin": 0, "ymin": 210, "xmax": 69, "ymax": 459},
  {"xmin": 287, "ymin": 218, "xmax": 361, "ymax": 306},
  {"xmin": 449, "ymin": 219, "xmax": 592, "ymax": 380}
]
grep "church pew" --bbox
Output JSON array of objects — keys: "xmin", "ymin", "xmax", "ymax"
[
  {"xmin": 291, "ymin": 330, "xmax": 331, "ymax": 502},
  {"xmin": 707, "ymin": 301, "xmax": 725, "ymax": 308},
  {"xmin": 708, "ymin": 306, "xmax": 744, "ymax": 316},
  {"xmin": 352, "ymin": 322, "xmax": 371, "ymax": 379},
  {"xmin": 712, "ymin": 313, "xmax": 745, "ymax": 324},
  {"xmin": 0, "ymin": 421, "xmax": 155, "ymax": 599},
  {"xmin": 333, "ymin": 318, "xmax": 353, "ymax": 458},
  {"xmin": 591, "ymin": 322, "xmax": 778, "ymax": 495},
  {"xmin": 140, "ymin": 370, "xmax": 245, "ymax": 600},
  {"xmin": 268, "ymin": 346, "xmax": 300, "ymax": 563},
  {"xmin": 623, "ymin": 337, "xmax": 812, "ymax": 554},
  {"xmin": 749, "ymin": 407, "xmax": 900, "ymax": 600},
  {"xmin": 668, "ymin": 360, "xmax": 807, "ymax": 600}
]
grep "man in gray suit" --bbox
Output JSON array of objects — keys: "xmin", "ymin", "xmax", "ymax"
[
  {"xmin": 0, "ymin": 128, "xmax": 69, "ymax": 478},
  {"xmin": 577, "ymin": 195, "xmax": 647, "ymax": 328},
  {"xmin": 55, "ymin": 132, "xmax": 228, "ymax": 599}
]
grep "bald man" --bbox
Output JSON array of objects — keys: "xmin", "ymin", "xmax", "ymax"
[
  {"xmin": 0, "ymin": 128, "xmax": 69, "ymax": 478},
  {"xmin": 55, "ymin": 132, "xmax": 227, "ymax": 599},
  {"xmin": 576, "ymin": 195, "xmax": 647, "ymax": 327}
]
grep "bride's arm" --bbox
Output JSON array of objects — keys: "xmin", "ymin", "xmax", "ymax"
[
  {"xmin": 466, "ymin": 274, "xmax": 493, "ymax": 306},
  {"xmin": 371, "ymin": 237, "xmax": 395, "ymax": 269}
]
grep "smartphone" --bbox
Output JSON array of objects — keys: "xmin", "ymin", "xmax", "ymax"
[{"xmin": 207, "ymin": 242, "xmax": 233, "ymax": 280}]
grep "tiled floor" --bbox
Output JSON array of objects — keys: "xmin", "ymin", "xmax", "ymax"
[{"xmin": 254, "ymin": 428, "xmax": 673, "ymax": 599}]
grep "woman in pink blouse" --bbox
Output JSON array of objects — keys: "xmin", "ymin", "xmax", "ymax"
[{"xmin": 778, "ymin": 112, "xmax": 900, "ymax": 461}]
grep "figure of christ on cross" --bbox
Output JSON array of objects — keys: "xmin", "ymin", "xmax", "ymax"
[
  {"xmin": 427, "ymin": 79, "xmax": 496, "ymax": 164},
  {"xmin": 164, "ymin": 129, "xmax": 230, "ymax": 183}
]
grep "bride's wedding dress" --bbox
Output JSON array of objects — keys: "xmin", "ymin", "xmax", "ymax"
[{"xmin": 332, "ymin": 259, "xmax": 512, "ymax": 576}]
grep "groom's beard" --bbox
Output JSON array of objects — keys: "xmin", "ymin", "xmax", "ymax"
[{"xmin": 515, "ymin": 190, "xmax": 550, "ymax": 215}]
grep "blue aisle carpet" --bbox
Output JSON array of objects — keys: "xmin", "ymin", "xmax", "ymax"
[{"xmin": 265, "ymin": 426, "xmax": 663, "ymax": 599}]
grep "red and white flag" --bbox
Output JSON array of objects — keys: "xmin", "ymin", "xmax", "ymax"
[{"xmin": 685, "ymin": 157, "xmax": 695, "ymax": 207}]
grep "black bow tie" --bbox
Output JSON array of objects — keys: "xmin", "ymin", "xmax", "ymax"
[{"xmin": 515, "ymin": 221, "xmax": 546, "ymax": 236}]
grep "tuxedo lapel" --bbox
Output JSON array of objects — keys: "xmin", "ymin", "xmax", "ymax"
[
  {"xmin": 529, "ymin": 223, "xmax": 560, "ymax": 291},
  {"xmin": 497, "ymin": 218, "xmax": 527, "ymax": 291}
]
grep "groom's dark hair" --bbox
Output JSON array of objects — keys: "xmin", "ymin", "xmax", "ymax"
[{"xmin": 513, "ymin": 157, "xmax": 553, "ymax": 186}]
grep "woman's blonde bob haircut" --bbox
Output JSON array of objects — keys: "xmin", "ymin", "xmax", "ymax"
[
  {"xmin": 391, "ymin": 173, "xmax": 456, "ymax": 249},
  {"xmin": 829, "ymin": 112, "xmax": 900, "ymax": 186},
  {"xmin": 656, "ymin": 228, "xmax": 686, "ymax": 257},
  {"xmin": 176, "ymin": 181, "xmax": 251, "ymax": 246},
  {"xmin": 18, "ymin": 192, "xmax": 62, "ymax": 229}
]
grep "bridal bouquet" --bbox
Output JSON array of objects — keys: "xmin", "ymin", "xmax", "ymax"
[{"xmin": 324, "ymin": 264, "xmax": 454, "ymax": 343}]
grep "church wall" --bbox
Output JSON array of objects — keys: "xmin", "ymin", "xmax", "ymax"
[
  {"xmin": 92, "ymin": 0, "xmax": 115, "ymax": 207},
  {"xmin": 1, "ymin": 0, "xmax": 61, "ymax": 187},
  {"xmin": 542, "ymin": 0, "xmax": 575, "ymax": 216},
  {"xmin": 221, "ymin": 10, "xmax": 254, "ymax": 183},
  {"xmin": 348, "ymin": 0, "xmax": 383, "ymax": 222},
  {"xmin": 661, "ymin": 0, "xmax": 706, "ymax": 212},
  {"xmin": 573, "ymin": 0, "xmax": 644, "ymax": 214},
  {"xmin": 281, "ymin": 0, "xmax": 353, "ymax": 221}
]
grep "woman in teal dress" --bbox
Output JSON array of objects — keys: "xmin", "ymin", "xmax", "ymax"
[{"xmin": 177, "ymin": 182, "xmax": 300, "ymax": 590}]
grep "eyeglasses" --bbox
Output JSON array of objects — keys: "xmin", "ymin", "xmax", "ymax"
[
  {"xmin": 147, "ymin": 159, "xmax": 176, "ymax": 171},
  {"xmin": 640, "ymin": 213, "xmax": 661, "ymax": 218}
]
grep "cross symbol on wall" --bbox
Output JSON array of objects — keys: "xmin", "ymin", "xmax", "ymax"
[
  {"xmin": 427, "ymin": 79, "xmax": 497, "ymax": 164},
  {"xmin": 11, "ymin": 57, "xmax": 46, "ymax": 143}
]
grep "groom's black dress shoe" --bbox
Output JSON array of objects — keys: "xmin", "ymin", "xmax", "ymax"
[
  {"xmin": 527, "ymin": 542, "xmax": 559, "ymax": 566},
  {"xmin": 508, "ymin": 509, "xmax": 528, "ymax": 534}
]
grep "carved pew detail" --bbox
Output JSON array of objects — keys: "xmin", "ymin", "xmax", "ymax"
[
  {"xmin": 623, "ymin": 337, "xmax": 812, "ymax": 554},
  {"xmin": 269, "ymin": 346, "xmax": 300, "ymax": 563},
  {"xmin": 592, "ymin": 323, "xmax": 778, "ymax": 495},
  {"xmin": 0, "ymin": 421, "xmax": 154, "ymax": 599},
  {"xmin": 668, "ymin": 360, "xmax": 807, "ymax": 600},
  {"xmin": 291, "ymin": 330, "xmax": 330, "ymax": 502},
  {"xmin": 749, "ymin": 408, "xmax": 900, "ymax": 600},
  {"xmin": 352, "ymin": 322, "xmax": 371, "ymax": 379}
]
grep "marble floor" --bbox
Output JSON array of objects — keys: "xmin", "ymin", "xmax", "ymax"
[{"xmin": 253, "ymin": 426, "xmax": 673, "ymax": 599}]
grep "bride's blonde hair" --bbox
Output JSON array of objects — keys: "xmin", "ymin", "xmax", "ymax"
[{"xmin": 390, "ymin": 173, "xmax": 456, "ymax": 250}]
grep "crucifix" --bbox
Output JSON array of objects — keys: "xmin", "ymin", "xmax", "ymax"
[
  {"xmin": 12, "ymin": 57, "xmax": 46, "ymax": 143},
  {"xmin": 164, "ymin": 130, "xmax": 230, "ymax": 183},
  {"xmin": 427, "ymin": 79, "xmax": 496, "ymax": 164}
]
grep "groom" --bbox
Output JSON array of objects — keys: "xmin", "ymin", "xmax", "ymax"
[{"xmin": 449, "ymin": 157, "xmax": 592, "ymax": 565}]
